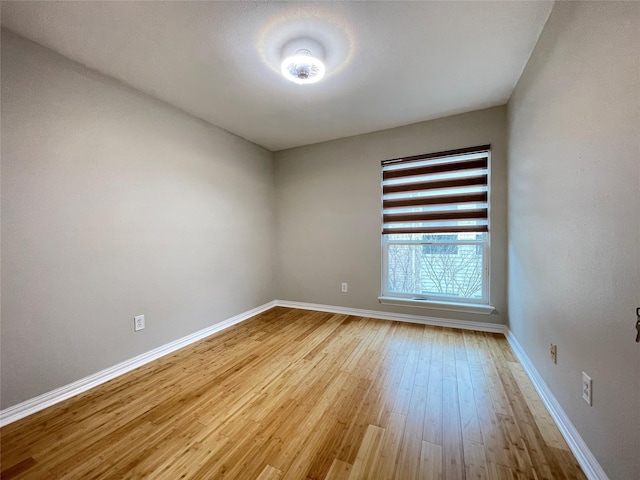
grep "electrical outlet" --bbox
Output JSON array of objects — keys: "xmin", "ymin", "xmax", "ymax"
[
  {"xmin": 134, "ymin": 314, "xmax": 145, "ymax": 332},
  {"xmin": 582, "ymin": 372, "xmax": 592, "ymax": 405},
  {"xmin": 550, "ymin": 344, "xmax": 557, "ymax": 364},
  {"xmin": 341, "ymin": 282, "xmax": 348, "ymax": 293}
]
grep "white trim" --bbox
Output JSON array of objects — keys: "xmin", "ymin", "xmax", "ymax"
[
  {"xmin": 505, "ymin": 331, "xmax": 609, "ymax": 480},
  {"xmin": 3, "ymin": 297, "xmax": 605, "ymax": 480},
  {"xmin": 275, "ymin": 300, "xmax": 506, "ymax": 333},
  {"xmin": 0, "ymin": 300, "xmax": 277, "ymax": 427},
  {"xmin": 378, "ymin": 296, "xmax": 495, "ymax": 315}
]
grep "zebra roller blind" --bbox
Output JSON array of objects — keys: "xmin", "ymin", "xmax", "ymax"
[{"xmin": 381, "ymin": 145, "xmax": 490, "ymax": 235}]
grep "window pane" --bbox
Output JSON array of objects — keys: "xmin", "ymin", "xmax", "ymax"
[
  {"xmin": 422, "ymin": 234, "xmax": 458, "ymax": 254},
  {"xmin": 387, "ymin": 243, "xmax": 484, "ymax": 300},
  {"xmin": 387, "ymin": 232, "xmax": 487, "ymax": 242}
]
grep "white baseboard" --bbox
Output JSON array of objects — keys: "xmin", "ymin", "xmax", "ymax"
[
  {"xmin": 2, "ymin": 297, "xmax": 605, "ymax": 480},
  {"xmin": 274, "ymin": 300, "xmax": 508, "ymax": 334},
  {"xmin": 505, "ymin": 331, "xmax": 609, "ymax": 480},
  {"xmin": 0, "ymin": 300, "xmax": 277, "ymax": 427},
  {"xmin": 0, "ymin": 299, "xmax": 505, "ymax": 427}
]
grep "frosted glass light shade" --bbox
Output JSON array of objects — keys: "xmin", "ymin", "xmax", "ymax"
[{"xmin": 281, "ymin": 53, "xmax": 325, "ymax": 85}]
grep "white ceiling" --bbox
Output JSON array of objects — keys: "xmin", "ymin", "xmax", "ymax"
[{"xmin": 1, "ymin": 1, "xmax": 553, "ymax": 151}]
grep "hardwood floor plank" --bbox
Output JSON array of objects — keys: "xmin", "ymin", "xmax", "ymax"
[
  {"xmin": 396, "ymin": 431, "xmax": 422, "ymax": 480},
  {"xmin": 305, "ymin": 376, "xmax": 371, "ymax": 479},
  {"xmin": 0, "ymin": 307, "xmax": 586, "ymax": 480},
  {"xmin": 517, "ymin": 422, "xmax": 557, "ymax": 480},
  {"xmin": 280, "ymin": 373, "xmax": 355, "ymax": 479},
  {"xmin": 487, "ymin": 461, "xmax": 518, "ymax": 480},
  {"xmin": 496, "ymin": 413, "xmax": 534, "ymax": 476},
  {"xmin": 463, "ymin": 441, "xmax": 488, "ymax": 480},
  {"xmin": 414, "ymin": 324, "xmax": 433, "ymax": 388},
  {"xmin": 348, "ymin": 424, "xmax": 385, "ymax": 480},
  {"xmin": 0, "ymin": 456, "xmax": 37, "ymax": 480},
  {"xmin": 396, "ymin": 385, "xmax": 427, "ymax": 480},
  {"xmin": 442, "ymin": 330, "xmax": 465, "ymax": 480},
  {"xmin": 324, "ymin": 459, "xmax": 352, "ymax": 480},
  {"xmin": 373, "ymin": 412, "xmax": 406, "ymax": 480},
  {"xmin": 255, "ymin": 464, "xmax": 284, "ymax": 480},
  {"xmin": 392, "ymin": 348, "xmax": 419, "ymax": 415},
  {"xmin": 456, "ymin": 357, "xmax": 483, "ymax": 444},
  {"xmin": 419, "ymin": 441, "xmax": 443, "ymax": 480},
  {"xmin": 550, "ymin": 447, "xmax": 588, "ymax": 480},
  {"xmin": 333, "ymin": 319, "xmax": 394, "ymax": 465},
  {"xmin": 423, "ymin": 327, "xmax": 444, "ymax": 445},
  {"xmin": 507, "ymin": 362, "xmax": 568, "ymax": 450}
]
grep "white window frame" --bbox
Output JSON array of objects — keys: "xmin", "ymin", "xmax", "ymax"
[
  {"xmin": 381, "ymin": 236, "xmax": 490, "ymax": 304},
  {"xmin": 378, "ymin": 148, "xmax": 494, "ymax": 314}
]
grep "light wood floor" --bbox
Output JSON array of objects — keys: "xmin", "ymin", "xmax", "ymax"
[{"xmin": 1, "ymin": 307, "xmax": 586, "ymax": 480}]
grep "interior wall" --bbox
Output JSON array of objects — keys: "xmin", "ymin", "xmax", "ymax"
[
  {"xmin": 507, "ymin": 2, "xmax": 640, "ymax": 479},
  {"xmin": 0, "ymin": 30, "xmax": 275, "ymax": 409},
  {"xmin": 274, "ymin": 106, "xmax": 508, "ymax": 325}
]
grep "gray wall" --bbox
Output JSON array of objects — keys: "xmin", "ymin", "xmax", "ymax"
[
  {"xmin": 507, "ymin": 2, "xmax": 640, "ymax": 479},
  {"xmin": 274, "ymin": 106, "xmax": 508, "ymax": 324},
  {"xmin": 1, "ymin": 31, "xmax": 275, "ymax": 409}
]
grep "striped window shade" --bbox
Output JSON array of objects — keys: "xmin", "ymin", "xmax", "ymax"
[{"xmin": 381, "ymin": 145, "xmax": 490, "ymax": 235}]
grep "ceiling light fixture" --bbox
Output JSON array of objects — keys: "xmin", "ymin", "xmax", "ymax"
[{"xmin": 280, "ymin": 39, "xmax": 325, "ymax": 85}]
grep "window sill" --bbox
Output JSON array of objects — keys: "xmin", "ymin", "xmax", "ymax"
[{"xmin": 378, "ymin": 296, "xmax": 495, "ymax": 315}]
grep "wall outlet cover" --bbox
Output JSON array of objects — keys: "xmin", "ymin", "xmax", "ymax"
[
  {"xmin": 134, "ymin": 315, "xmax": 145, "ymax": 332},
  {"xmin": 582, "ymin": 372, "xmax": 592, "ymax": 406}
]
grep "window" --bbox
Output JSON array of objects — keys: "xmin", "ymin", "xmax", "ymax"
[{"xmin": 381, "ymin": 145, "xmax": 490, "ymax": 305}]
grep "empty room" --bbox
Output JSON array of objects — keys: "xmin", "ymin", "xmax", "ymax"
[{"xmin": 1, "ymin": 1, "xmax": 638, "ymax": 479}]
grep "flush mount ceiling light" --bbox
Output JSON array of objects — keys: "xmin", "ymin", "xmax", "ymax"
[{"xmin": 280, "ymin": 38, "xmax": 326, "ymax": 85}]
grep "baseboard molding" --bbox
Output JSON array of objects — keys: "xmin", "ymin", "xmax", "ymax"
[
  {"xmin": 0, "ymin": 299, "xmax": 506, "ymax": 427},
  {"xmin": 0, "ymin": 300, "xmax": 277, "ymax": 427},
  {"xmin": 505, "ymin": 331, "xmax": 609, "ymax": 480},
  {"xmin": 5, "ymin": 293, "xmax": 603, "ymax": 480},
  {"xmin": 274, "ymin": 300, "xmax": 507, "ymax": 334}
]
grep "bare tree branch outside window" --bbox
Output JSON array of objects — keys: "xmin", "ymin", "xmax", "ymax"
[{"xmin": 387, "ymin": 243, "xmax": 483, "ymax": 299}]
